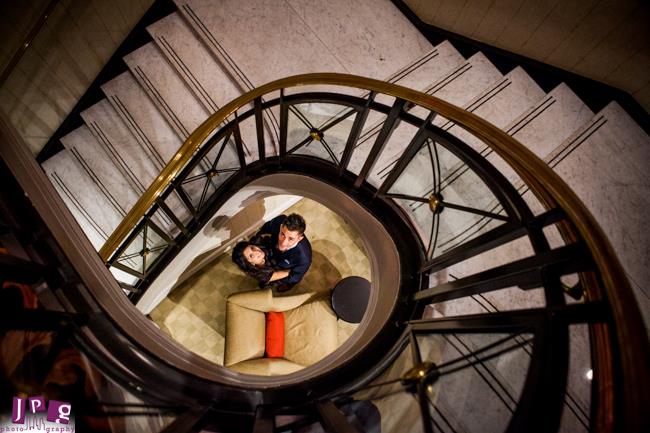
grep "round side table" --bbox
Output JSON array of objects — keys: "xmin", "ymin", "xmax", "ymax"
[{"xmin": 331, "ymin": 276, "xmax": 371, "ymax": 323}]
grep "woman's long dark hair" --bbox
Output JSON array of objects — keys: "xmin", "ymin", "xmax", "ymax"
[
  {"xmin": 232, "ymin": 241, "xmax": 253, "ymax": 272},
  {"xmin": 232, "ymin": 241, "xmax": 274, "ymax": 287}
]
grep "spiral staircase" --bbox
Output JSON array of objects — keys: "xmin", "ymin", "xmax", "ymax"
[{"xmin": 1, "ymin": 1, "xmax": 649, "ymax": 432}]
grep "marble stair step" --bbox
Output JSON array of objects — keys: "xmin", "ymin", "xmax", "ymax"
[
  {"xmin": 174, "ymin": 0, "xmax": 432, "ymax": 87},
  {"xmin": 428, "ymin": 51, "xmax": 504, "ymax": 111},
  {"xmin": 443, "ymin": 66, "xmax": 546, "ymax": 154},
  {"xmin": 281, "ymin": 0, "xmax": 434, "ymax": 80},
  {"xmin": 101, "ymin": 71, "xmax": 183, "ymax": 165},
  {"xmin": 80, "ymin": 99, "xmax": 162, "ymax": 193},
  {"xmin": 100, "ymin": 71, "xmax": 197, "ymax": 230},
  {"xmin": 484, "ymin": 83, "xmax": 594, "ymax": 192},
  {"xmin": 147, "ymin": 12, "xmax": 242, "ymax": 115},
  {"xmin": 79, "ymin": 99, "xmax": 182, "ymax": 234},
  {"xmin": 122, "ymin": 42, "xmax": 210, "ymax": 141},
  {"xmin": 354, "ymin": 40, "xmax": 466, "ymax": 142},
  {"xmin": 59, "ymin": 125, "xmax": 141, "ymax": 219},
  {"xmin": 353, "ymin": 51, "xmax": 503, "ymax": 184},
  {"xmin": 146, "ymin": 12, "xmax": 265, "ymax": 161},
  {"xmin": 387, "ymin": 40, "xmax": 465, "ymax": 92},
  {"xmin": 41, "ymin": 149, "xmax": 124, "ymax": 251}
]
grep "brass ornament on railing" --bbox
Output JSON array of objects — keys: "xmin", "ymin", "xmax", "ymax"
[
  {"xmin": 428, "ymin": 193, "xmax": 443, "ymax": 214},
  {"xmin": 401, "ymin": 361, "xmax": 439, "ymax": 386},
  {"xmin": 309, "ymin": 128, "xmax": 324, "ymax": 141}
]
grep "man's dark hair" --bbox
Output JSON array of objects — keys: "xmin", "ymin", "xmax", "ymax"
[{"xmin": 282, "ymin": 213, "xmax": 306, "ymax": 235}]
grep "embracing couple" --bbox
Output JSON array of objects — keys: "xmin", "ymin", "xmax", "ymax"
[{"xmin": 232, "ymin": 213, "xmax": 312, "ymax": 293}]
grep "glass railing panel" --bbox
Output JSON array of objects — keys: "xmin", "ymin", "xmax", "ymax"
[
  {"xmin": 434, "ymin": 206, "xmax": 505, "ymax": 256},
  {"xmin": 543, "ymin": 221, "xmax": 569, "ymax": 249},
  {"xmin": 437, "ymin": 145, "xmax": 505, "ymax": 217},
  {"xmin": 445, "ymin": 236, "xmax": 534, "ymax": 278},
  {"xmin": 346, "ymin": 110, "xmax": 390, "ymax": 175},
  {"xmin": 482, "ymin": 150, "xmax": 548, "ymax": 216},
  {"xmin": 395, "ymin": 192, "xmax": 506, "ymax": 258},
  {"xmin": 561, "ymin": 273, "xmax": 583, "ymax": 304},
  {"xmin": 427, "ymin": 235, "xmax": 547, "ymax": 315},
  {"xmin": 113, "ymin": 220, "xmax": 171, "ymax": 277},
  {"xmin": 287, "ymin": 104, "xmax": 315, "ymax": 151},
  {"xmin": 395, "ymin": 197, "xmax": 435, "ymax": 251},
  {"xmin": 386, "ymin": 137, "xmax": 508, "ymax": 258},
  {"xmin": 96, "ymin": 375, "xmax": 178, "ymax": 433},
  {"xmin": 161, "ymin": 189, "xmax": 193, "ymax": 227},
  {"xmin": 147, "ymin": 204, "xmax": 180, "ymax": 240},
  {"xmin": 351, "ymin": 342, "xmax": 425, "ymax": 433},
  {"xmin": 114, "ymin": 230, "xmax": 145, "ymax": 277},
  {"xmin": 210, "ymin": 140, "xmax": 241, "ymax": 191},
  {"xmin": 234, "ymin": 102, "xmax": 261, "ymax": 163},
  {"xmin": 362, "ymin": 392, "xmax": 425, "ymax": 433},
  {"xmin": 180, "ymin": 165, "xmax": 218, "ymax": 213},
  {"xmin": 388, "ymin": 138, "xmax": 436, "ymax": 197},
  {"xmin": 558, "ymin": 324, "xmax": 592, "ymax": 433},
  {"xmin": 286, "ymin": 102, "xmax": 357, "ymax": 165},
  {"xmin": 366, "ymin": 121, "xmax": 420, "ymax": 188},
  {"xmin": 424, "ymin": 286, "xmax": 547, "ymax": 318},
  {"xmin": 111, "ymin": 266, "xmax": 140, "ymax": 286},
  {"xmin": 416, "ymin": 332, "xmax": 533, "ymax": 433},
  {"xmin": 175, "ymin": 132, "xmax": 240, "ymax": 214},
  {"xmin": 150, "ymin": 207, "xmax": 182, "ymax": 239},
  {"xmin": 263, "ymin": 90, "xmax": 282, "ymax": 149},
  {"xmin": 436, "ymin": 118, "xmax": 486, "ymax": 155}
]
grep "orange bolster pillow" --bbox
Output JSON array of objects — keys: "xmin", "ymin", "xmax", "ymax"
[{"xmin": 265, "ymin": 311, "xmax": 285, "ymax": 358}]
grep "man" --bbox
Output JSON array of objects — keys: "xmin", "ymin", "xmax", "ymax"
[{"xmin": 251, "ymin": 213, "xmax": 312, "ymax": 292}]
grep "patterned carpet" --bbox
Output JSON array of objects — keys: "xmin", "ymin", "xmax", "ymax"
[{"xmin": 150, "ymin": 197, "xmax": 371, "ymax": 366}]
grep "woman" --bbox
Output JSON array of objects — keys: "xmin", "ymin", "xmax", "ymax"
[{"xmin": 232, "ymin": 241, "xmax": 289, "ymax": 288}]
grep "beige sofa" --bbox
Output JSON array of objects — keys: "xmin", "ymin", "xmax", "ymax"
[{"xmin": 224, "ymin": 289, "xmax": 339, "ymax": 375}]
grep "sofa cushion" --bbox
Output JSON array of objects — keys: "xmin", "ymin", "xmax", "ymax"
[
  {"xmin": 284, "ymin": 299, "xmax": 338, "ymax": 366},
  {"xmin": 228, "ymin": 358, "xmax": 304, "ymax": 375},
  {"xmin": 266, "ymin": 311, "xmax": 285, "ymax": 358},
  {"xmin": 228, "ymin": 288, "xmax": 315, "ymax": 312},
  {"xmin": 224, "ymin": 302, "xmax": 265, "ymax": 366}
]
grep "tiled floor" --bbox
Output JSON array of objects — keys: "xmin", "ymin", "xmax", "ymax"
[{"xmin": 150, "ymin": 197, "xmax": 371, "ymax": 365}]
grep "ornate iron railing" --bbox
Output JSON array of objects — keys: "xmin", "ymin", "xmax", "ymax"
[{"xmin": 3, "ymin": 74, "xmax": 647, "ymax": 432}]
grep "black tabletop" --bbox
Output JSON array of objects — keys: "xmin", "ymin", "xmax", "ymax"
[{"xmin": 331, "ymin": 276, "xmax": 371, "ymax": 323}]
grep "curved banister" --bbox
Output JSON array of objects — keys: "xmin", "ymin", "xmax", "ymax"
[{"xmin": 96, "ymin": 73, "xmax": 648, "ymax": 431}]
